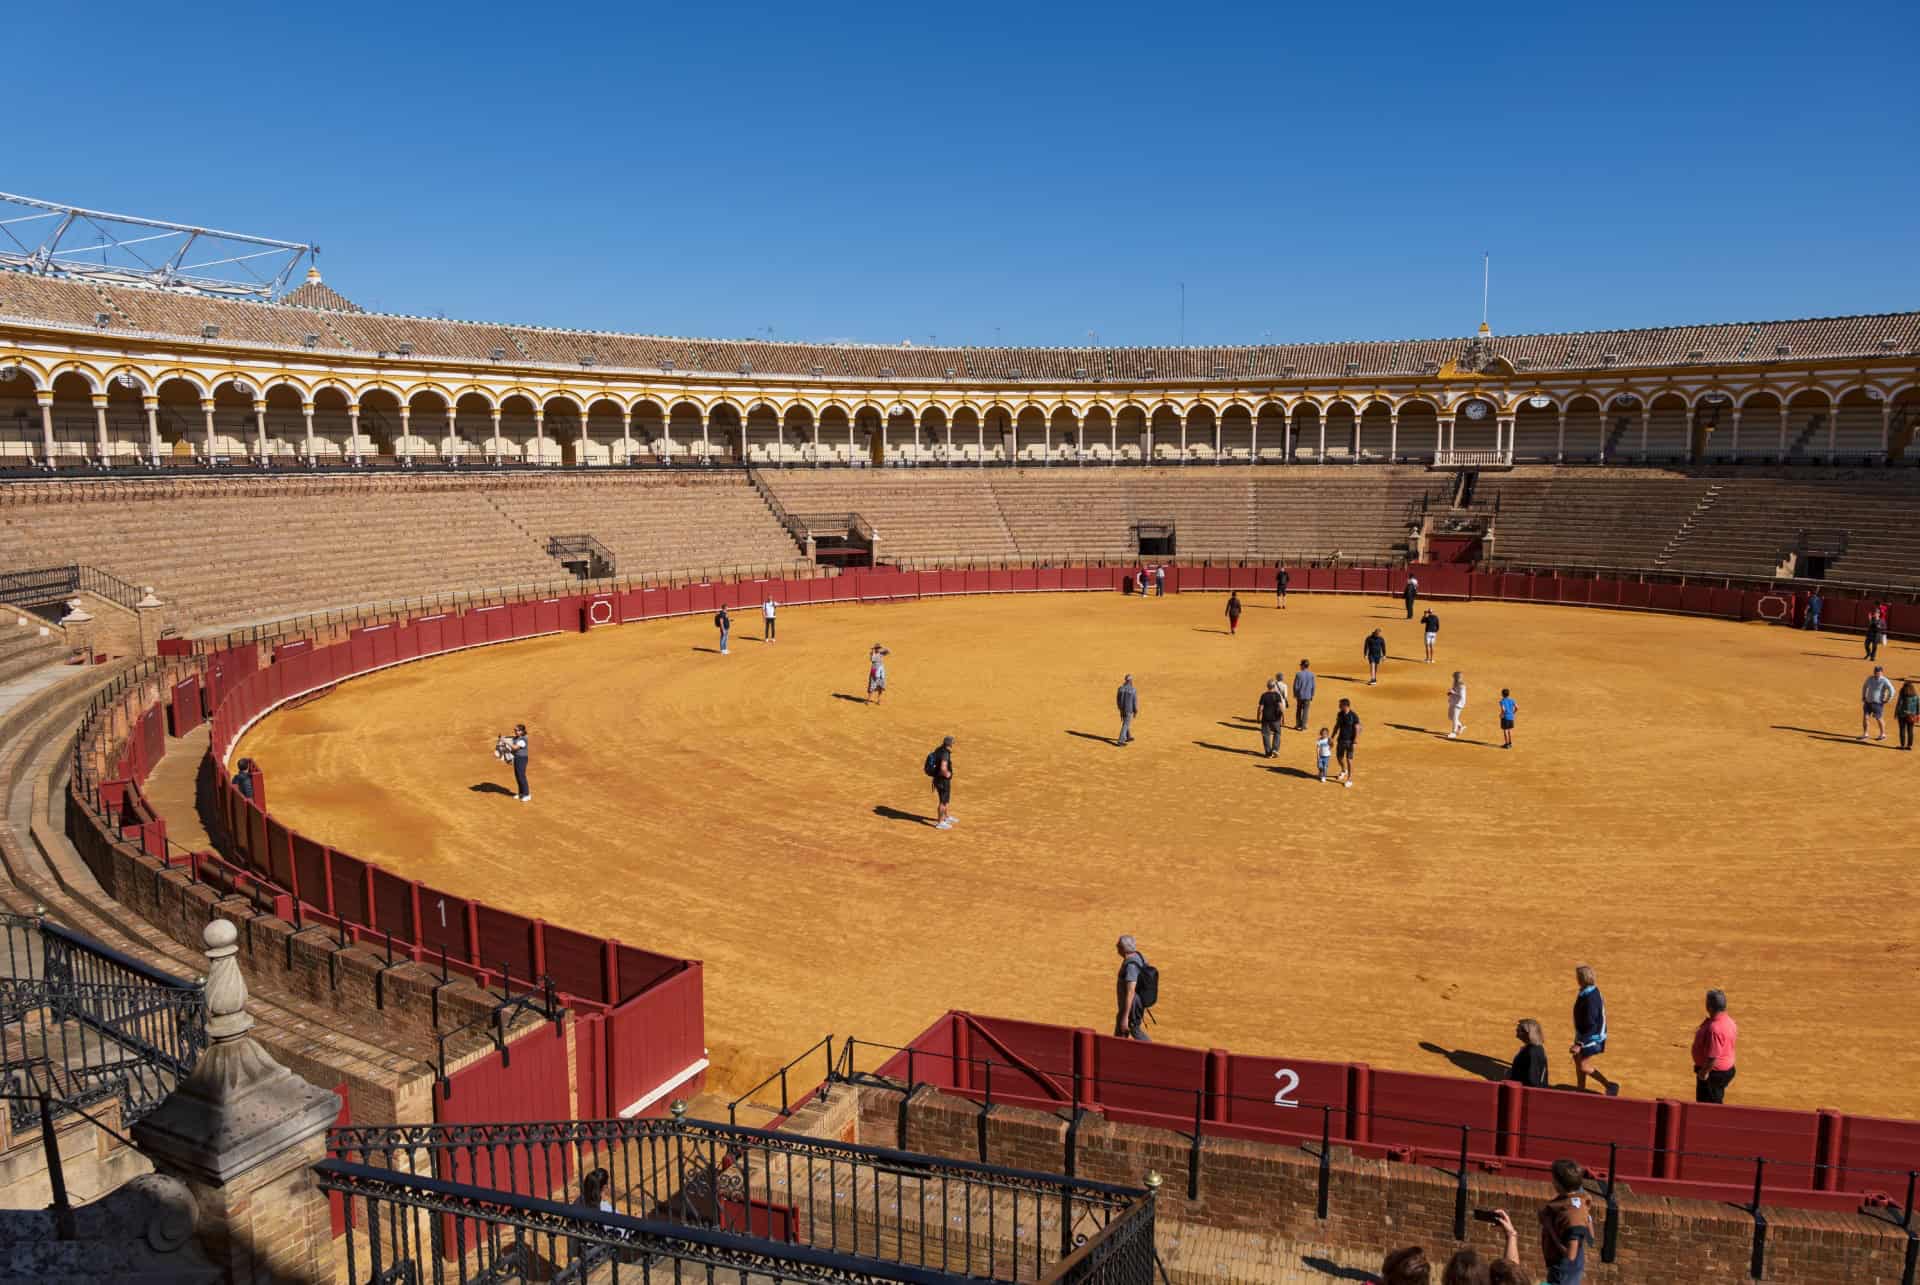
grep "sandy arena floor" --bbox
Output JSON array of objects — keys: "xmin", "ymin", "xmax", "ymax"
[{"xmin": 237, "ymin": 592, "xmax": 1920, "ymax": 1117}]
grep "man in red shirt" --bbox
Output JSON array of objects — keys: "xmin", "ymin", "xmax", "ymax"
[{"xmin": 1691, "ymin": 989, "xmax": 1738, "ymax": 1103}]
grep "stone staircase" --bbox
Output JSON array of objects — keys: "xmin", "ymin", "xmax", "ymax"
[{"xmin": 1655, "ymin": 483, "xmax": 1724, "ymax": 566}]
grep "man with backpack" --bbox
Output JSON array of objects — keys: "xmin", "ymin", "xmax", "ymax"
[
  {"xmin": 1114, "ymin": 935, "xmax": 1157, "ymax": 1041},
  {"xmin": 924, "ymin": 735, "xmax": 956, "ymax": 829},
  {"xmin": 714, "ymin": 604, "xmax": 730, "ymax": 655},
  {"xmin": 1115, "ymin": 674, "xmax": 1139, "ymax": 746}
]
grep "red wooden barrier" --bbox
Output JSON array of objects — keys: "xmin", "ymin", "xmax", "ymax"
[
  {"xmin": 1223, "ymin": 1052, "xmax": 1351, "ymax": 1142},
  {"xmin": 166, "ymin": 676, "xmax": 203, "ymax": 737},
  {"xmin": 605, "ymin": 962, "xmax": 705, "ymax": 1114},
  {"xmin": 1092, "ymin": 1035, "xmax": 1206, "ymax": 1123}
]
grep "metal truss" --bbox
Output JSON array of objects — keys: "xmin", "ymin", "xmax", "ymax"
[{"xmin": 0, "ymin": 191, "xmax": 317, "ymax": 299}]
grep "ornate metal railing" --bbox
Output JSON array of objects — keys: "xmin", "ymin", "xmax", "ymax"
[
  {"xmin": 0, "ymin": 563, "xmax": 145, "ymax": 611},
  {"xmin": 0, "ymin": 912, "xmax": 206, "ymax": 1128},
  {"xmin": 326, "ymin": 1112, "xmax": 1155, "ymax": 1283}
]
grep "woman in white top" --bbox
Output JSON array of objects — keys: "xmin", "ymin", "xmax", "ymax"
[{"xmin": 1446, "ymin": 672, "xmax": 1467, "ymax": 739}]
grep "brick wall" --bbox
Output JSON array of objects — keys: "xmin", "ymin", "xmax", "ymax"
[
  {"xmin": 68, "ymin": 809, "xmax": 526, "ymax": 1128},
  {"xmin": 826, "ymin": 1084, "xmax": 1909, "ymax": 1285}
]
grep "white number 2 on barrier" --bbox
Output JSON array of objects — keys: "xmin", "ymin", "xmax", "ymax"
[{"xmin": 1273, "ymin": 1068, "xmax": 1300, "ymax": 1108}]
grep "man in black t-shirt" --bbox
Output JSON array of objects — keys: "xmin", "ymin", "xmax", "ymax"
[
  {"xmin": 1274, "ymin": 566, "xmax": 1289, "ymax": 609},
  {"xmin": 1256, "ymin": 679, "xmax": 1286, "ymax": 757},
  {"xmin": 929, "ymin": 736, "xmax": 955, "ymax": 830},
  {"xmin": 1332, "ymin": 698, "xmax": 1359, "ymax": 788}
]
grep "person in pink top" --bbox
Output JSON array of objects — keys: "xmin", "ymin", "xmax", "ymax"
[{"xmin": 1691, "ymin": 989, "xmax": 1738, "ymax": 1104}]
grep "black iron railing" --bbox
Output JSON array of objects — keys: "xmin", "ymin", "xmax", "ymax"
[
  {"xmin": 545, "ymin": 534, "xmax": 616, "ymax": 580},
  {"xmin": 320, "ymin": 1155, "xmax": 1143, "ymax": 1284},
  {"xmin": 0, "ymin": 912, "xmax": 205, "ymax": 1129},
  {"xmin": 0, "ymin": 564, "xmax": 145, "ymax": 611},
  {"xmin": 327, "ymin": 1112, "xmax": 1154, "ymax": 1284}
]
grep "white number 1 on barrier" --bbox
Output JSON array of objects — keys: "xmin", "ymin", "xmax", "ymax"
[
  {"xmin": 436, "ymin": 898, "xmax": 447, "ymax": 929},
  {"xmin": 1273, "ymin": 1068, "xmax": 1300, "ymax": 1107}
]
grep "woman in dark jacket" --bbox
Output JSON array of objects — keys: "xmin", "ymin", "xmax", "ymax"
[
  {"xmin": 1225, "ymin": 592, "xmax": 1242, "ymax": 636},
  {"xmin": 1570, "ymin": 964, "xmax": 1613, "ymax": 1095},
  {"xmin": 1508, "ymin": 1018, "xmax": 1548, "ymax": 1088}
]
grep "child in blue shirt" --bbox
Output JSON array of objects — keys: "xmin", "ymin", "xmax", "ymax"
[{"xmin": 1498, "ymin": 689, "xmax": 1517, "ymax": 749}]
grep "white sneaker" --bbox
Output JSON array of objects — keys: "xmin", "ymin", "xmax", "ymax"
[
  {"xmin": 935, "ymin": 819, "xmax": 953, "ymax": 830},
  {"xmin": 518, "ymin": 795, "xmax": 530, "ymax": 803},
  {"xmin": 1446, "ymin": 731, "xmax": 1458, "ymax": 739},
  {"xmin": 1343, "ymin": 780, "xmax": 1353, "ymax": 789}
]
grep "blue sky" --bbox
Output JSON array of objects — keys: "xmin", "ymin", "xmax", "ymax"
[{"xmin": 14, "ymin": 1, "xmax": 1916, "ymax": 346}]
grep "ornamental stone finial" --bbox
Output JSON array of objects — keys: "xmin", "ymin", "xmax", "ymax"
[{"xmin": 202, "ymin": 918, "xmax": 253, "ymax": 1042}]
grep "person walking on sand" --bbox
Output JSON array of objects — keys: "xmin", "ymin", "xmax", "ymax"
[
  {"xmin": 1861, "ymin": 665, "xmax": 1896, "ymax": 741},
  {"xmin": 1257, "ymin": 678, "xmax": 1287, "ymax": 757},
  {"xmin": 1332, "ymin": 699, "xmax": 1360, "ymax": 787},
  {"xmin": 1421, "ymin": 607, "xmax": 1440, "ymax": 663},
  {"xmin": 1804, "ymin": 589, "xmax": 1823, "ymax": 632},
  {"xmin": 1864, "ymin": 610, "xmax": 1885, "ymax": 661},
  {"xmin": 714, "ymin": 604, "xmax": 731, "ymax": 655},
  {"xmin": 1691, "ymin": 989, "xmax": 1739, "ymax": 1104},
  {"xmin": 1446, "ymin": 671, "xmax": 1468, "ymax": 739},
  {"xmin": 1225, "ymin": 592, "xmax": 1242, "ymax": 636},
  {"xmin": 1293, "ymin": 659, "xmax": 1316, "ymax": 732},
  {"xmin": 1315, "ymin": 726, "xmax": 1332, "ymax": 782},
  {"xmin": 867, "ymin": 643, "xmax": 890, "ymax": 705},
  {"xmin": 1898, "ymin": 680, "xmax": 1919, "ymax": 751},
  {"xmin": 1275, "ymin": 565, "xmax": 1290, "ymax": 609},
  {"xmin": 1499, "ymin": 689, "xmax": 1517, "ymax": 749},
  {"xmin": 1116, "ymin": 674, "xmax": 1139, "ymax": 746},
  {"xmin": 925, "ymin": 735, "xmax": 956, "ymax": 829},
  {"xmin": 1364, "ymin": 628, "xmax": 1387, "ymax": 685},
  {"xmin": 1403, "ymin": 573, "xmax": 1420, "ymax": 620},
  {"xmin": 1114, "ymin": 936, "xmax": 1155, "ymax": 1041},
  {"xmin": 1570, "ymin": 965, "xmax": 1614, "ymax": 1095},
  {"xmin": 1155, "ymin": 565, "xmax": 1165, "ymax": 597},
  {"xmin": 762, "ymin": 595, "xmax": 777, "ymax": 643}
]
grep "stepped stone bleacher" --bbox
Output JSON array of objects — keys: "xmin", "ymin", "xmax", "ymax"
[
  {"xmin": 762, "ymin": 466, "xmax": 1447, "ymax": 564},
  {"xmin": 0, "ymin": 472, "xmax": 806, "ymax": 631},
  {"xmin": 1660, "ymin": 471, "xmax": 1920, "ymax": 585},
  {"xmin": 1480, "ymin": 470, "xmax": 1717, "ymax": 569}
]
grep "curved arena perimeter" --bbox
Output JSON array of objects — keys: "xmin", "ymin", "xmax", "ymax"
[{"xmin": 3, "ymin": 263, "xmax": 1919, "ymax": 1284}]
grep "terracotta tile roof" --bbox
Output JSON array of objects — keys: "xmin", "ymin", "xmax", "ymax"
[{"xmin": 0, "ymin": 267, "xmax": 1912, "ymax": 380}]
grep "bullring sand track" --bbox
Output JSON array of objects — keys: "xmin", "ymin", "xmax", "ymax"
[{"xmin": 237, "ymin": 592, "xmax": 1920, "ymax": 1116}]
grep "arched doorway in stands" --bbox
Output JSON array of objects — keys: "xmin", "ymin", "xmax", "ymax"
[
  {"xmin": 311, "ymin": 387, "xmax": 353, "ymax": 460},
  {"xmin": 781, "ymin": 405, "xmax": 813, "ymax": 465},
  {"xmin": 631, "ymin": 400, "xmax": 666, "ymax": 461},
  {"xmin": 155, "ymin": 377, "xmax": 204, "ymax": 459},
  {"xmin": 453, "ymin": 393, "xmax": 493, "ymax": 461},
  {"xmin": 545, "ymin": 397, "xmax": 582, "ymax": 466},
  {"xmin": 357, "ymin": 388, "xmax": 401, "ymax": 458},
  {"xmin": 407, "ymin": 390, "xmax": 449, "ymax": 461},
  {"xmin": 951, "ymin": 407, "xmax": 981, "ymax": 464},
  {"xmin": 667, "ymin": 401, "xmax": 702, "ymax": 462},
  {"xmin": 48, "ymin": 371, "xmax": 98, "ymax": 461},
  {"xmin": 1290, "ymin": 402, "xmax": 1321, "ymax": 463},
  {"xmin": 262, "ymin": 383, "xmax": 304, "ymax": 459},
  {"xmin": 1397, "ymin": 400, "xmax": 1439, "ymax": 464},
  {"xmin": 0, "ymin": 367, "xmax": 35, "ymax": 460},
  {"xmin": 498, "ymin": 395, "xmax": 539, "ymax": 462}
]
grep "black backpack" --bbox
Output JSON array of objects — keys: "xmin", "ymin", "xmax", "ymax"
[
  {"xmin": 924, "ymin": 749, "xmax": 941, "ymax": 777},
  {"xmin": 714, "ymin": 610, "xmax": 726, "ymax": 627},
  {"xmin": 1131, "ymin": 954, "xmax": 1159, "ymax": 1009}
]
